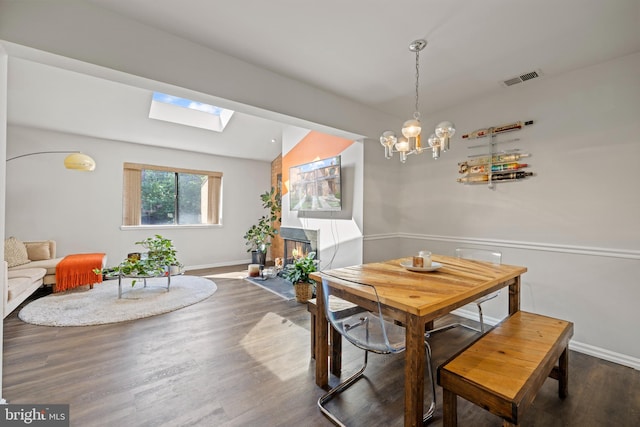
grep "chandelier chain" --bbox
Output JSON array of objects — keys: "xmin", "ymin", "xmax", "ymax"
[{"xmin": 414, "ymin": 49, "xmax": 420, "ymax": 119}]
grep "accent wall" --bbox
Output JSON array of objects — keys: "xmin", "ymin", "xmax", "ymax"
[{"xmin": 281, "ymin": 127, "xmax": 363, "ymax": 270}]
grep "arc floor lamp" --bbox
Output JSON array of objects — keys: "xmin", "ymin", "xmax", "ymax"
[{"xmin": 6, "ymin": 151, "xmax": 96, "ymax": 171}]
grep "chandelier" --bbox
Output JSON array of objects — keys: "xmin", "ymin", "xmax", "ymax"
[{"xmin": 380, "ymin": 40, "xmax": 455, "ymax": 163}]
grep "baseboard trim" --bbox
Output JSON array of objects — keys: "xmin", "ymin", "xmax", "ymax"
[
  {"xmin": 365, "ymin": 232, "xmax": 640, "ymax": 260},
  {"xmin": 450, "ymin": 308, "xmax": 640, "ymax": 370},
  {"xmin": 568, "ymin": 341, "xmax": 640, "ymax": 371},
  {"xmin": 184, "ymin": 258, "xmax": 250, "ymax": 271}
]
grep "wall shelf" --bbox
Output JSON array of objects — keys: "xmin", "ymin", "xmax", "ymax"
[{"xmin": 457, "ymin": 120, "xmax": 534, "ymax": 188}]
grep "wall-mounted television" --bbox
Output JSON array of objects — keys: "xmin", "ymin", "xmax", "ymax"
[{"xmin": 289, "ymin": 155, "xmax": 342, "ymax": 211}]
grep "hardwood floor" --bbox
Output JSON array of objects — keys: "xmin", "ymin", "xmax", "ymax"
[{"xmin": 3, "ymin": 265, "xmax": 639, "ymax": 426}]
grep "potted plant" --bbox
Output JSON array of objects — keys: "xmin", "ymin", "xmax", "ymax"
[
  {"xmin": 244, "ymin": 187, "xmax": 281, "ymax": 265},
  {"xmin": 94, "ymin": 234, "xmax": 182, "ymax": 285},
  {"xmin": 135, "ymin": 234, "xmax": 182, "ymax": 274},
  {"xmin": 282, "ymin": 251, "xmax": 318, "ymax": 303},
  {"xmin": 94, "ymin": 254, "xmax": 165, "ymax": 287}
]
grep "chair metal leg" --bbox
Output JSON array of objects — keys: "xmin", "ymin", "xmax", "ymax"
[
  {"xmin": 318, "ymin": 350, "xmax": 369, "ymax": 427},
  {"xmin": 318, "ymin": 343, "xmax": 437, "ymax": 426},
  {"xmin": 425, "ymin": 321, "xmax": 481, "ymax": 338},
  {"xmin": 477, "ymin": 302, "xmax": 485, "ymax": 333},
  {"xmin": 427, "ymin": 290, "xmax": 500, "ymax": 336},
  {"xmin": 423, "ymin": 340, "xmax": 436, "ymax": 422}
]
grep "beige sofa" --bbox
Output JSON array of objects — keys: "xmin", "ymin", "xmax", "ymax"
[
  {"xmin": 7, "ymin": 240, "xmax": 64, "ymax": 286},
  {"xmin": 3, "ymin": 261, "xmax": 46, "ymax": 318},
  {"xmin": 3, "ymin": 238, "xmax": 107, "ymax": 316},
  {"xmin": 3, "ymin": 238, "xmax": 64, "ymax": 318}
]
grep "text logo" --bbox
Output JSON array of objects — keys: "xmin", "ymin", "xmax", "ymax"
[{"xmin": 2, "ymin": 405, "xmax": 69, "ymax": 426}]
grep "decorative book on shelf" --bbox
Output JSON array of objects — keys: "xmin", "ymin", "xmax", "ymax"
[
  {"xmin": 458, "ymin": 120, "xmax": 535, "ymax": 187},
  {"xmin": 461, "ymin": 120, "xmax": 533, "ymax": 139}
]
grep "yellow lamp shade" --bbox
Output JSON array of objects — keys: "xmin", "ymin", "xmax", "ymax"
[{"xmin": 64, "ymin": 153, "xmax": 96, "ymax": 171}]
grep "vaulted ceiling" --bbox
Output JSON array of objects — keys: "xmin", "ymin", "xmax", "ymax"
[
  {"xmin": 6, "ymin": 1, "xmax": 640, "ymax": 161},
  {"xmin": 89, "ymin": 0, "xmax": 640, "ymax": 116},
  {"xmin": 8, "ymin": 57, "xmax": 289, "ymax": 161}
]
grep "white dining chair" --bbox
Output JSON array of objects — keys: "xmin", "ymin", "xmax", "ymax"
[
  {"xmin": 317, "ymin": 278, "xmax": 436, "ymax": 426},
  {"xmin": 426, "ymin": 247, "xmax": 502, "ymax": 336}
]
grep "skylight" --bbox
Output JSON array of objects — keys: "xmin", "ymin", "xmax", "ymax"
[{"xmin": 149, "ymin": 92, "xmax": 234, "ymax": 132}]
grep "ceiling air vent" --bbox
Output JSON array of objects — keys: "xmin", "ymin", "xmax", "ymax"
[{"xmin": 501, "ymin": 69, "xmax": 543, "ymax": 87}]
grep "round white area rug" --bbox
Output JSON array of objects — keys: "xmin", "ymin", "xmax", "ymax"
[{"xmin": 18, "ymin": 275, "xmax": 217, "ymax": 326}]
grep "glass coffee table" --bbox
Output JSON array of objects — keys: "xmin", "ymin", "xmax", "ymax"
[{"xmin": 117, "ymin": 271, "xmax": 182, "ymax": 299}]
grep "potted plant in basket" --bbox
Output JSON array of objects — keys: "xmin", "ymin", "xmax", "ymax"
[
  {"xmin": 282, "ymin": 251, "xmax": 318, "ymax": 303},
  {"xmin": 244, "ymin": 187, "xmax": 281, "ymax": 265}
]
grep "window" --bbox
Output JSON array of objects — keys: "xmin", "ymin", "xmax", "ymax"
[
  {"xmin": 123, "ymin": 163, "xmax": 222, "ymax": 227},
  {"xmin": 149, "ymin": 92, "xmax": 234, "ymax": 132}
]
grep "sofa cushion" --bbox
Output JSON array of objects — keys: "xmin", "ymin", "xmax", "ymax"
[
  {"xmin": 10, "ymin": 257, "xmax": 64, "ymax": 277},
  {"xmin": 7, "ymin": 267, "xmax": 45, "ymax": 302},
  {"xmin": 7, "ymin": 277, "xmax": 34, "ymax": 302},
  {"xmin": 25, "ymin": 241, "xmax": 51, "ymax": 261},
  {"xmin": 8, "ymin": 267, "xmax": 47, "ymax": 281},
  {"xmin": 5, "ymin": 237, "xmax": 30, "ymax": 268}
]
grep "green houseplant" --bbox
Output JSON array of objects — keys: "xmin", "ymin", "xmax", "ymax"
[
  {"xmin": 282, "ymin": 251, "xmax": 318, "ymax": 303},
  {"xmin": 135, "ymin": 234, "xmax": 181, "ymax": 272},
  {"xmin": 94, "ymin": 234, "xmax": 182, "ymax": 285},
  {"xmin": 244, "ymin": 187, "xmax": 281, "ymax": 265}
]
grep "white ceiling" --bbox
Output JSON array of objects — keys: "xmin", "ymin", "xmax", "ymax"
[
  {"xmin": 8, "ymin": 1, "xmax": 640, "ymax": 161},
  {"xmin": 89, "ymin": 0, "xmax": 640, "ymax": 116}
]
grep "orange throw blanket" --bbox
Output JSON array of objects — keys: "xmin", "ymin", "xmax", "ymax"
[{"xmin": 55, "ymin": 253, "xmax": 105, "ymax": 293}]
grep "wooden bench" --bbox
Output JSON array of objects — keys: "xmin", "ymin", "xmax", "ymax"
[{"xmin": 438, "ymin": 311, "xmax": 574, "ymax": 427}]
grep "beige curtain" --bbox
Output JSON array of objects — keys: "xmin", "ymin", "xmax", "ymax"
[
  {"xmin": 207, "ymin": 175, "xmax": 222, "ymax": 224},
  {"xmin": 122, "ymin": 166, "xmax": 142, "ymax": 226}
]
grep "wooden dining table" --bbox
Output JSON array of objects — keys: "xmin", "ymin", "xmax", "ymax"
[{"xmin": 310, "ymin": 255, "xmax": 527, "ymax": 427}]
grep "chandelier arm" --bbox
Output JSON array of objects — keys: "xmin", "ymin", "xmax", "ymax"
[{"xmin": 389, "ymin": 147, "xmax": 418, "ymax": 155}]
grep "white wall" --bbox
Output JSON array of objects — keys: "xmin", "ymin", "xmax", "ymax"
[
  {"xmin": 397, "ymin": 53, "xmax": 640, "ymax": 250},
  {"xmin": 365, "ymin": 53, "xmax": 640, "ymax": 368},
  {"xmin": 6, "ymin": 126, "xmax": 272, "ymax": 269}
]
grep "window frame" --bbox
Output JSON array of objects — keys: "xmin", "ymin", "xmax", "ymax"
[{"xmin": 122, "ymin": 162, "xmax": 222, "ymax": 229}]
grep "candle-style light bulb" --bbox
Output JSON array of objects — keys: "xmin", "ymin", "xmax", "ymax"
[
  {"xmin": 380, "ymin": 131, "xmax": 397, "ymax": 159},
  {"xmin": 428, "ymin": 133, "xmax": 441, "ymax": 159},
  {"xmin": 402, "ymin": 118, "xmax": 421, "ymax": 138},
  {"xmin": 395, "ymin": 137, "xmax": 410, "ymax": 153},
  {"xmin": 435, "ymin": 121, "xmax": 456, "ymax": 152}
]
